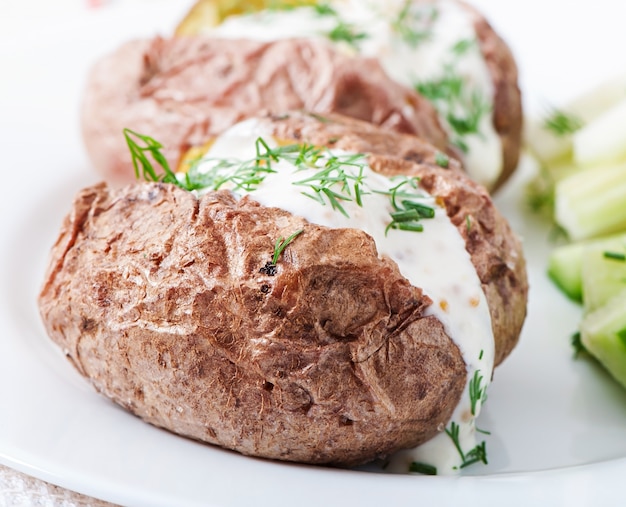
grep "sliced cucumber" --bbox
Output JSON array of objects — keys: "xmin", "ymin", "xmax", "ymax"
[
  {"xmin": 548, "ymin": 232, "xmax": 626, "ymax": 303},
  {"xmin": 548, "ymin": 241, "xmax": 586, "ymax": 302},
  {"xmin": 582, "ymin": 246, "xmax": 626, "ymax": 312},
  {"xmin": 555, "ymin": 161, "xmax": 626, "ymax": 241},
  {"xmin": 581, "ymin": 289, "xmax": 626, "ymax": 389}
]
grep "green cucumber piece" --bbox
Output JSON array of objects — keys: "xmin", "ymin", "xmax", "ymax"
[
  {"xmin": 548, "ymin": 232, "xmax": 626, "ymax": 303},
  {"xmin": 548, "ymin": 242, "xmax": 586, "ymax": 302},
  {"xmin": 581, "ymin": 289, "xmax": 626, "ymax": 389},
  {"xmin": 582, "ymin": 246, "xmax": 626, "ymax": 312},
  {"xmin": 555, "ymin": 161, "xmax": 626, "ymax": 241}
]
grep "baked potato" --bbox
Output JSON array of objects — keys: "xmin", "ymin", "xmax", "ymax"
[
  {"xmin": 174, "ymin": 0, "xmax": 523, "ymax": 191},
  {"xmin": 40, "ymin": 112, "xmax": 527, "ymax": 471},
  {"xmin": 81, "ymin": 36, "xmax": 447, "ymax": 186}
]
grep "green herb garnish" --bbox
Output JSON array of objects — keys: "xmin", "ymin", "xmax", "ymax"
[
  {"xmin": 326, "ymin": 20, "xmax": 368, "ymax": 48},
  {"xmin": 391, "ymin": 1, "xmax": 437, "ymax": 48},
  {"xmin": 571, "ymin": 331, "xmax": 587, "ymax": 358},
  {"xmin": 125, "ymin": 129, "xmax": 286, "ymax": 193},
  {"xmin": 376, "ymin": 177, "xmax": 435, "ymax": 235},
  {"xmin": 409, "ymin": 462, "xmax": 437, "ymax": 475},
  {"xmin": 435, "ymin": 151, "xmax": 450, "ymax": 168},
  {"xmin": 543, "ymin": 108, "xmax": 584, "ymax": 136},
  {"xmin": 451, "ymin": 37, "xmax": 476, "ymax": 56},
  {"xmin": 445, "ymin": 422, "xmax": 488, "ymax": 469},
  {"xmin": 124, "ymin": 128, "xmax": 179, "ymax": 184},
  {"xmin": 604, "ymin": 251, "xmax": 626, "ymax": 262},
  {"xmin": 292, "ymin": 150, "xmax": 368, "ymax": 218},
  {"xmin": 414, "ymin": 40, "xmax": 492, "ymax": 154},
  {"xmin": 313, "ymin": 2, "xmax": 336, "ymax": 16},
  {"xmin": 272, "ymin": 229, "xmax": 304, "ymax": 264},
  {"xmin": 469, "ymin": 369, "xmax": 488, "ymax": 416}
]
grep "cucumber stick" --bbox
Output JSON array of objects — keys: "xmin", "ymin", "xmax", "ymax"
[
  {"xmin": 582, "ymin": 248, "xmax": 626, "ymax": 312},
  {"xmin": 581, "ymin": 289, "xmax": 626, "ymax": 389},
  {"xmin": 547, "ymin": 241, "xmax": 586, "ymax": 302},
  {"xmin": 555, "ymin": 161, "xmax": 626, "ymax": 241},
  {"xmin": 548, "ymin": 232, "xmax": 626, "ymax": 303}
]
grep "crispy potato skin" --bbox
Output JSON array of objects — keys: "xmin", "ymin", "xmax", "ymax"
[
  {"xmin": 39, "ymin": 113, "xmax": 527, "ymax": 465},
  {"xmin": 81, "ymin": 36, "xmax": 447, "ymax": 186},
  {"xmin": 39, "ymin": 184, "xmax": 466, "ymax": 466}
]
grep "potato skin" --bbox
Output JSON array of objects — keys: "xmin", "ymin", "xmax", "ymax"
[
  {"xmin": 39, "ymin": 113, "xmax": 527, "ymax": 465},
  {"xmin": 39, "ymin": 183, "xmax": 466, "ymax": 466},
  {"xmin": 81, "ymin": 36, "xmax": 447, "ymax": 186}
]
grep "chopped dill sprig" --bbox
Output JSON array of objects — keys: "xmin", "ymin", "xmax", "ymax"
[
  {"xmin": 543, "ymin": 108, "xmax": 584, "ymax": 136},
  {"xmin": 326, "ymin": 20, "xmax": 368, "ymax": 48},
  {"xmin": 445, "ymin": 422, "xmax": 488, "ymax": 469},
  {"xmin": 451, "ymin": 37, "xmax": 476, "ymax": 56},
  {"xmin": 391, "ymin": 1, "xmax": 437, "ymax": 48},
  {"xmin": 447, "ymin": 91, "xmax": 491, "ymax": 139},
  {"xmin": 409, "ymin": 462, "xmax": 437, "ymax": 475},
  {"xmin": 272, "ymin": 229, "xmax": 304, "ymax": 265},
  {"xmin": 124, "ymin": 128, "xmax": 179, "ymax": 185},
  {"xmin": 313, "ymin": 2, "xmax": 337, "ymax": 16},
  {"xmin": 374, "ymin": 177, "xmax": 435, "ymax": 235},
  {"xmin": 469, "ymin": 369, "xmax": 488, "ymax": 416},
  {"xmin": 603, "ymin": 251, "xmax": 626, "ymax": 262},
  {"xmin": 183, "ymin": 137, "xmax": 284, "ymax": 192},
  {"xmin": 414, "ymin": 41, "xmax": 492, "ymax": 154},
  {"xmin": 571, "ymin": 331, "xmax": 587, "ymax": 358},
  {"xmin": 292, "ymin": 150, "xmax": 368, "ymax": 218},
  {"xmin": 435, "ymin": 151, "xmax": 450, "ymax": 168}
]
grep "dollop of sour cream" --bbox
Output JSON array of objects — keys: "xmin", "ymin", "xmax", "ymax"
[
  {"xmin": 209, "ymin": 0, "xmax": 502, "ymax": 188},
  {"xmin": 186, "ymin": 119, "xmax": 495, "ymax": 475}
]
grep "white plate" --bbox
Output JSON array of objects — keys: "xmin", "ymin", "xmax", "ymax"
[{"xmin": 2, "ymin": 1, "xmax": 626, "ymax": 506}]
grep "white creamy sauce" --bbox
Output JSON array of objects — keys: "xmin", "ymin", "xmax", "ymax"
[
  {"xmin": 210, "ymin": 0, "xmax": 502, "ymax": 188},
  {"xmin": 187, "ymin": 120, "xmax": 495, "ymax": 474}
]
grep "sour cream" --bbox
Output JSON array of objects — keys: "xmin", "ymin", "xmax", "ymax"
[
  {"xmin": 209, "ymin": 0, "xmax": 502, "ymax": 188},
  {"xmin": 187, "ymin": 119, "xmax": 495, "ymax": 475}
]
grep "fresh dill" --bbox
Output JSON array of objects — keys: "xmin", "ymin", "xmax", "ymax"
[
  {"xmin": 272, "ymin": 229, "xmax": 304, "ymax": 265},
  {"xmin": 125, "ymin": 129, "xmax": 286, "ymax": 193},
  {"xmin": 125, "ymin": 130, "xmax": 436, "ymax": 234},
  {"xmin": 326, "ymin": 20, "xmax": 368, "ymax": 48},
  {"xmin": 445, "ymin": 422, "xmax": 488, "ymax": 469},
  {"xmin": 409, "ymin": 462, "xmax": 437, "ymax": 475},
  {"xmin": 604, "ymin": 251, "xmax": 626, "ymax": 262},
  {"xmin": 414, "ymin": 43, "xmax": 492, "ymax": 153},
  {"xmin": 447, "ymin": 91, "xmax": 491, "ymax": 139},
  {"xmin": 310, "ymin": 2, "xmax": 368, "ymax": 48},
  {"xmin": 313, "ymin": 2, "xmax": 336, "ymax": 16},
  {"xmin": 543, "ymin": 108, "xmax": 584, "ymax": 136},
  {"xmin": 435, "ymin": 151, "xmax": 450, "ymax": 168},
  {"xmin": 292, "ymin": 150, "xmax": 368, "ymax": 218},
  {"xmin": 571, "ymin": 331, "xmax": 587, "ymax": 358},
  {"xmin": 184, "ymin": 137, "xmax": 283, "ymax": 192},
  {"xmin": 391, "ymin": 1, "xmax": 437, "ymax": 48},
  {"xmin": 469, "ymin": 369, "xmax": 488, "ymax": 416},
  {"xmin": 451, "ymin": 37, "xmax": 477, "ymax": 56},
  {"xmin": 124, "ymin": 128, "xmax": 179, "ymax": 185},
  {"xmin": 374, "ymin": 177, "xmax": 435, "ymax": 235}
]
